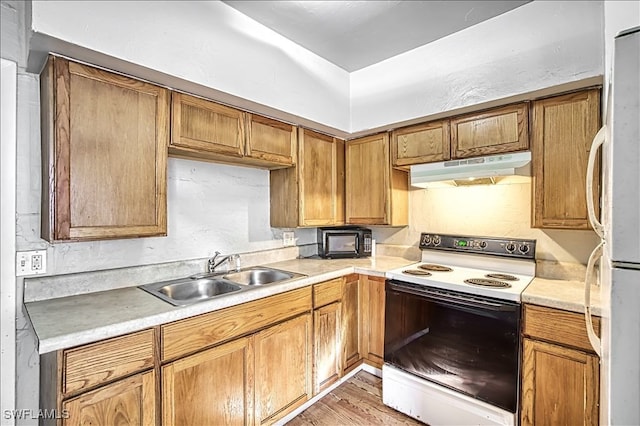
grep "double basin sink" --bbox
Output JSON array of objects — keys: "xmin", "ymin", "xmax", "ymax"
[{"xmin": 139, "ymin": 267, "xmax": 305, "ymax": 306}]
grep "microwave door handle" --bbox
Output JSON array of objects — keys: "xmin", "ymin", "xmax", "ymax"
[
  {"xmin": 584, "ymin": 240, "xmax": 603, "ymax": 357},
  {"xmin": 354, "ymin": 235, "xmax": 359, "ymax": 254},
  {"xmin": 586, "ymin": 125, "xmax": 606, "ymax": 238}
]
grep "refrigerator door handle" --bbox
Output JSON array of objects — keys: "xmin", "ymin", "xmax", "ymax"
[
  {"xmin": 584, "ymin": 240, "xmax": 603, "ymax": 357},
  {"xmin": 586, "ymin": 125, "xmax": 606, "ymax": 239}
]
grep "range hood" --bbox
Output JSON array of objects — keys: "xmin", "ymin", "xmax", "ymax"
[{"xmin": 410, "ymin": 151, "xmax": 532, "ymax": 188}]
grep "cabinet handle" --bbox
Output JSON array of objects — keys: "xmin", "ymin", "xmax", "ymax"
[
  {"xmin": 584, "ymin": 240, "xmax": 603, "ymax": 357},
  {"xmin": 586, "ymin": 125, "xmax": 606, "ymax": 238}
]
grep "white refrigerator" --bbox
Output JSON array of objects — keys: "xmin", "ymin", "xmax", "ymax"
[{"xmin": 585, "ymin": 26, "xmax": 640, "ymax": 425}]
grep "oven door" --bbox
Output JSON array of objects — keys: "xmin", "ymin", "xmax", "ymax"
[{"xmin": 384, "ymin": 280, "xmax": 522, "ymax": 413}]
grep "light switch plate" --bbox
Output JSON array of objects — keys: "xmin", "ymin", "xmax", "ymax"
[
  {"xmin": 282, "ymin": 231, "xmax": 295, "ymax": 247},
  {"xmin": 16, "ymin": 250, "xmax": 47, "ymax": 276}
]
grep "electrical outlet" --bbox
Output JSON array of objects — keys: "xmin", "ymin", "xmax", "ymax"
[
  {"xmin": 16, "ymin": 250, "xmax": 47, "ymax": 276},
  {"xmin": 282, "ymin": 231, "xmax": 296, "ymax": 247}
]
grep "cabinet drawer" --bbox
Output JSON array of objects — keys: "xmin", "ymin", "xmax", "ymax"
[
  {"xmin": 162, "ymin": 287, "xmax": 312, "ymax": 361},
  {"xmin": 523, "ymin": 304, "xmax": 600, "ymax": 353},
  {"xmin": 314, "ymin": 278, "xmax": 343, "ymax": 307},
  {"xmin": 63, "ymin": 328, "xmax": 155, "ymax": 395}
]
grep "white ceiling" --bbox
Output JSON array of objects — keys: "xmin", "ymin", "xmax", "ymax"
[{"xmin": 222, "ymin": 0, "xmax": 531, "ymax": 72}]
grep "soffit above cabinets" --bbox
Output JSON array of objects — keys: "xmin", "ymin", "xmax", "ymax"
[{"xmin": 222, "ymin": 0, "xmax": 531, "ymax": 72}]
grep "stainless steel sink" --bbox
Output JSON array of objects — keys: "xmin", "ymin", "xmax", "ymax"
[
  {"xmin": 139, "ymin": 278, "xmax": 242, "ymax": 306},
  {"xmin": 138, "ymin": 266, "xmax": 305, "ymax": 306},
  {"xmin": 223, "ymin": 267, "xmax": 303, "ymax": 286}
]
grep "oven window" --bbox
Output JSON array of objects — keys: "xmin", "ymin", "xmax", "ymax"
[
  {"xmin": 384, "ymin": 281, "xmax": 521, "ymax": 413},
  {"xmin": 327, "ymin": 234, "xmax": 357, "ymax": 253}
]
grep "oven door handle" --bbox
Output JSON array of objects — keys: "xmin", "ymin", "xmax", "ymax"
[{"xmin": 387, "ymin": 281, "xmax": 518, "ymax": 312}]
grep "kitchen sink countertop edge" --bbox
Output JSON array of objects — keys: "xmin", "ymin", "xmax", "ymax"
[{"xmin": 25, "ymin": 256, "xmax": 413, "ymax": 354}]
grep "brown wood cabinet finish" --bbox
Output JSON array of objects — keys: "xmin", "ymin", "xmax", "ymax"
[
  {"xmin": 314, "ymin": 302, "xmax": 342, "ymax": 394},
  {"xmin": 254, "ymin": 314, "xmax": 313, "ymax": 425},
  {"xmin": 162, "ymin": 336, "xmax": 254, "ymax": 426},
  {"xmin": 62, "ymin": 370, "xmax": 156, "ymax": 426},
  {"xmin": 360, "ymin": 275, "xmax": 386, "ymax": 368},
  {"xmin": 451, "ymin": 103, "xmax": 529, "ymax": 158},
  {"xmin": 161, "ymin": 287, "xmax": 312, "ymax": 361},
  {"xmin": 342, "ymin": 274, "xmax": 362, "ymax": 373},
  {"xmin": 532, "ymin": 89, "xmax": 601, "ymax": 229},
  {"xmin": 270, "ymin": 129, "xmax": 345, "ymax": 227},
  {"xmin": 521, "ymin": 304, "xmax": 600, "ymax": 426},
  {"xmin": 345, "ymin": 133, "xmax": 408, "ymax": 226},
  {"xmin": 40, "ymin": 55, "xmax": 169, "ymax": 241},
  {"xmin": 313, "ymin": 277, "xmax": 343, "ymax": 308},
  {"xmin": 63, "ymin": 329, "xmax": 155, "ymax": 396},
  {"xmin": 247, "ymin": 113, "xmax": 297, "ymax": 166},
  {"xmin": 391, "ymin": 120, "xmax": 451, "ymax": 167},
  {"xmin": 170, "ymin": 92, "xmax": 246, "ymax": 157},
  {"xmin": 521, "ymin": 339, "xmax": 599, "ymax": 426}
]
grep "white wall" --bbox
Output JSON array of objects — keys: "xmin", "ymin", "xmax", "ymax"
[
  {"xmin": 375, "ymin": 182, "xmax": 601, "ymax": 265},
  {"xmin": 28, "ymin": 0, "xmax": 350, "ymax": 134},
  {"xmin": 350, "ymin": 1, "xmax": 603, "ymax": 133},
  {"xmin": 1, "ymin": 57, "xmax": 17, "ymax": 426}
]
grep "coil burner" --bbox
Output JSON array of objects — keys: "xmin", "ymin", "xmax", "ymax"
[
  {"xmin": 485, "ymin": 273, "xmax": 519, "ymax": 281},
  {"xmin": 419, "ymin": 264, "xmax": 453, "ymax": 272},
  {"xmin": 464, "ymin": 278, "xmax": 511, "ymax": 288},
  {"xmin": 402, "ymin": 269, "xmax": 432, "ymax": 276}
]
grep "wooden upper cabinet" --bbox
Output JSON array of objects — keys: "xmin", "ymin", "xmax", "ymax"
[
  {"xmin": 246, "ymin": 113, "xmax": 297, "ymax": 167},
  {"xmin": 40, "ymin": 55, "xmax": 169, "ymax": 242},
  {"xmin": 170, "ymin": 92, "xmax": 245, "ymax": 157},
  {"xmin": 531, "ymin": 89, "xmax": 601, "ymax": 229},
  {"xmin": 391, "ymin": 119, "xmax": 451, "ymax": 167},
  {"xmin": 451, "ymin": 103, "xmax": 529, "ymax": 159},
  {"xmin": 345, "ymin": 133, "xmax": 408, "ymax": 226},
  {"xmin": 270, "ymin": 129, "xmax": 344, "ymax": 228}
]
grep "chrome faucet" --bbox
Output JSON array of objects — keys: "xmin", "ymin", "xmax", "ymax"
[{"xmin": 207, "ymin": 251, "xmax": 241, "ymax": 273}]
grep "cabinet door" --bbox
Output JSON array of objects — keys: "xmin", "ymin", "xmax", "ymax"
[
  {"xmin": 299, "ymin": 129, "xmax": 342, "ymax": 226},
  {"xmin": 314, "ymin": 302, "xmax": 342, "ymax": 394},
  {"xmin": 41, "ymin": 56, "xmax": 168, "ymax": 241},
  {"xmin": 532, "ymin": 89, "xmax": 601, "ymax": 229},
  {"xmin": 342, "ymin": 274, "xmax": 361, "ymax": 373},
  {"xmin": 360, "ymin": 275, "xmax": 386, "ymax": 368},
  {"xmin": 246, "ymin": 114, "xmax": 296, "ymax": 167},
  {"xmin": 521, "ymin": 338, "xmax": 599, "ymax": 426},
  {"xmin": 63, "ymin": 370, "xmax": 155, "ymax": 426},
  {"xmin": 345, "ymin": 133, "xmax": 408, "ymax": 226},
  {"xmin": 451, "ymin": 103, "xmax": 529, "ymax": 159},
  {"xmin": 162, "ymin": 337, "xmax": 254, "ymax": 426},
  {"xmin": 391, "ymin": 120, "xmax": 451, "ymax": 167},
  {"xmin": 254, "ymin": 314, "xmax": 312, "ymax": 425},
  {"xmin": 170, "ymin": 92, "xmax": 245, "ymax": 157}
]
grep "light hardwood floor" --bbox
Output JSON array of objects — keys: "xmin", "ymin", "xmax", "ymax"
[{"xmin": 286, "ymin": 371, "xmax": 423, "ymax": 425}]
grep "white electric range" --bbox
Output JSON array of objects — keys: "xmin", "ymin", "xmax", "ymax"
[{"xmin": 383, "ymin": 233, "xmax": 536, "ymax": 426}]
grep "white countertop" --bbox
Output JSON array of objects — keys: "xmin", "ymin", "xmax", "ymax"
[
  {"xmin": 25, "ymin": 256, "xmax": 414, "ymax": 354},
  {"xmin": 25, "ymin": 255, "xmax": 601, "ymax": 355}
]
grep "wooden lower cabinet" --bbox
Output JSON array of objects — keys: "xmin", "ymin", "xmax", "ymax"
[
  {"xmin": 62, "ymin": 371, "xmax": 156, "ymax": 426},
  {"xmin": 342, "ymin": 274, "xmax": 361, "ymax": 373},
  {"xmin": 254, "ymin": 314, "xmax": 312, "ymax": 425},
  {"xmin": 162, "ymin": 337, "xmax": 254, "ymax": 426},
  {"xmin": 521, "ymin": 304, "xmax": 601, "ymax": 426},
  {"xmin": 314, "ymin": 302, "xmax": 342, "ymax": 393},
  {"xmin": 360, "ymin": 275, "xmax": 386, "ymax": 368},
  {"xmin": 521, "ymin": 339, "xmax": 599, "ymax": 426}
]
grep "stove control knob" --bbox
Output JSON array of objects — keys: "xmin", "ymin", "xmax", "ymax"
[
  {"xmin": 433, "ymin": 236, "xmax": 441, "ymax": 246},
  {"xmin": 505, "ymin": 242, "xmax": 516, "ymax": 253},
  {"xmin": 479, "ymin": 241, "xmax": 487, "ymax": 249},
  {"xmin": 519, "ymin": 244, "xmax": 530, "ymax": 254},
  {"xmin": 421, "ymin": 235, "xmax": 432, "ymax": 246}
]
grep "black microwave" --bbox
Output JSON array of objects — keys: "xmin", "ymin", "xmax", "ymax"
[{"xmin": 317, "ymin": 227, "xmax": 372, "ymax": 259}]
